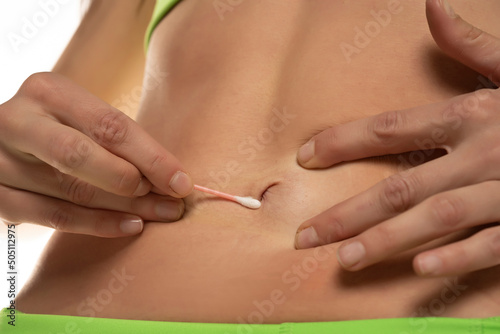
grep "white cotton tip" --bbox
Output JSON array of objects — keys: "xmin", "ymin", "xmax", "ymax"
[{"xmin": 234, "ymin": 196, "xmax": 262, "ymax": 209}]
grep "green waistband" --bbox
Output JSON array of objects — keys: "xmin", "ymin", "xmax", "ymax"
[
  {"xmin": 2, "ymin": 308, "xmax": 500, "ymax": 334},
  {"xmin": 144, "ymin": 0, "xmax": 183, "ymax": 51}
]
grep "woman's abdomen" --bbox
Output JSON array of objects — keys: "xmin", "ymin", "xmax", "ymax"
[{"xmin": 16, "ymin": 0, "xmax": 500, "ymax": 322}]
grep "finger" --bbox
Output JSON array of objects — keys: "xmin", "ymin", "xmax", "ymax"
[
  {"xmin": 426, "ymin": 0, "xmax": 500, "ymax": 85},
  {"xmin": 49, "ymin": 175, "xmax": 184, "ymax": 222},
  {"xmin": 19, "ymin": 73, "xmax": 193, "ymax": 198},
  {"xmin": 336, "ymin": 181, "xmax": 500, "ymax": 271},
  {"xmin": 414, "ymin": 224, "xmax": 500, "ymax": 277},
  {"xmin": 3, "ymin": 89, "xmax": 152, "ymax": 198},
  {"xmin": 0, "ymin": 184, "xmax": 144, "ymax": 238},
  {"xmin": 11, "ymin": 114, "xmax": 153, "ymax": 198},
  {"xmin": 0, "ymin": 152, "xmax": 184, "ymax": 222},
  {"xmin": 296, "ymin": 97, "xmax": 458, "ymax": 168},
  {"xmin": 296, "ymin": 150, "xmax": 473, "ymax": 249}
]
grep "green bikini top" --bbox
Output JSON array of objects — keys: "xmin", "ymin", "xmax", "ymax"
[{"xmin": 145, "ymin": 0, "xmax": 183, "ymax": 50}]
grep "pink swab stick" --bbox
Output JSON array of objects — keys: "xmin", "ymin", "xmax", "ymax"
[{"xmin": 193, "ymin": 184, "xmax": 261, "ymax": 209}]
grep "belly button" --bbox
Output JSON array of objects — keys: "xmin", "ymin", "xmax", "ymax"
[{"xmin": 260, "ymin": 182, "xmax": 279, "ymax": 201}]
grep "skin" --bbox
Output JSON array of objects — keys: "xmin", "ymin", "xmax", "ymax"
[
  {"xmin": 295, "ymin": 0, "xmax": 500, "ymax": 278},
  {"xmin": 0, "ymin": 0, "xmax": 192, "ymax": 237},
  {"xmin": 15, "ymin": 0, "xmax": 500, "ymax": 323}
]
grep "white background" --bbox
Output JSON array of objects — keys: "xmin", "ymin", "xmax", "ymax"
[{"xmin": 0, "ymin": 0, "xmax": 81, "ymax": 309}]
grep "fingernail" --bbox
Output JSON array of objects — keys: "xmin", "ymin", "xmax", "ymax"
[
  {"xmin": 297, "ymin": 140, "xmax": 315, "ymax": 164},
  {"xmin": 295, "ymin": 226, "xmax": 320, "ymax": 249},
  {"xmin": 169, "ymin": 171, "xmax": 193, "ymax": 197},
  {"xmin": 441, "ymin": 0, "xmax": 456, "ymax": 18},
  {"xmin": 133, "ymin": 177, "xmax": 150, "ymax": 196},
  {"xmin": 337, "ymin": 241, "xmax": 365, "ymax": 268},
  {"xmin": 120, "ymin": 218, "xmax": 143, "ymax": 235},
  {"xmin": 155, "ymin": 200, "xmax": 184, "ymax": 220},
  {"xmin": 417, "ymin": 255, "xmax": 442, "ymax": 275}
]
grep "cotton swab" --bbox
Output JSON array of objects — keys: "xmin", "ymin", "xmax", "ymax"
[{"xmin": 193, "ymin": 184, "xmax": 261, "ymax": 209}]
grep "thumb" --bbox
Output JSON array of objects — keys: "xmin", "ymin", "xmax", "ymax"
[{"xmin": 426, "ymin": 0, "xmax": 500, "ymax": 85}]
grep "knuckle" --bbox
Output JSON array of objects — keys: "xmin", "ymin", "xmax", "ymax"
[
  {"xmin": 20, "ymin": 72, "xmax": 58, "ymax": 101},
  {"xmin": 61, "ymin": 178, "xmax": 96, "ymax": 206},
  {"xmin": 47, "ymin": 206, "xmax": 72, "ymax": 231},
  {"xmin": 92, "ymin": 111, "xmax": 129, "ymax": 147},
  {"xmin": 370, "ymin": 111, "xmax": 403, "ymax": 146},
  {"xmin": 428, "ymin": 194, "xmax": 465, "ymax": 229},
  {"xmin": 380, "ymin": 174, "xmax": 416, "ymax": 213},
  {"xmin": 325, "ymin": 215, "xmax": 346, "ymax": 243},
  {"xmin": 50, "ymin": 134, "xmax": 92, "ymax": 174},
  {"xmin": 476, "ymin": 90, "xmax": 499, "ymax": 118},
  {"xmin": 464, "ymin": 25, "xmax": 485, "ymax": 45},
  {"xmin": 147, "ymin": 152, "xmax": 167, "ymax": 174},
  {"xmin": 462, "ymin": 93, "xmax": 495, "ymax": 123},
  {"xmin": 114, "ymin": 166, "xmax": 141, "ymax": 195},
  {"xmin": 475, "ymin": 87, "xmax": 496, "ymax": 102}
]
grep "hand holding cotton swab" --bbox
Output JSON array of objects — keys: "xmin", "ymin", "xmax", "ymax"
[{"xmin": 193, "ymin": 184, "xmax": 261, "ymax": 209}]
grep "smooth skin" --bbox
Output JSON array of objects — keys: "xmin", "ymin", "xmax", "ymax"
[
  {"xmin": 0, "ymin": 1, "xmax": 193, "ymax": 238},
  {"xmin": 295, "ymin": 0, "xmax": 500, "ymax": 277}
]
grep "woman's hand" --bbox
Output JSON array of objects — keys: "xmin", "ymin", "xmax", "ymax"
[
  {"xmin": 0, "ymin": 72, "xmax": 193, "ymax": 237},
  {"xmin": 294, "ymin": 0, "xmax": 500, "ymax": 276}
]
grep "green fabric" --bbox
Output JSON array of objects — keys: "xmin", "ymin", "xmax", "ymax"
[
  {"xmin": 144, "ymin": 0, "xmax": 183, "ymax": 51},
  {"xmin": 2, "ymin": 309, "xmax": 500, "ymax": 334}
]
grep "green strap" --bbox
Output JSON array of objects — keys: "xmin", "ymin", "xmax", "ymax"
[
  {"xmin": 144, "ymin": 0, "xmax": 183, "ymax": 51},
  {"xmin": 2, "ymin": 309, "xmax": 500, "ymax": 334}
]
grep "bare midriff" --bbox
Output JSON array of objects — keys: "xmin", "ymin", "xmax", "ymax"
[{"xmin": 17, "ymin": 0, "xmax": 500, "ymax": 323}]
